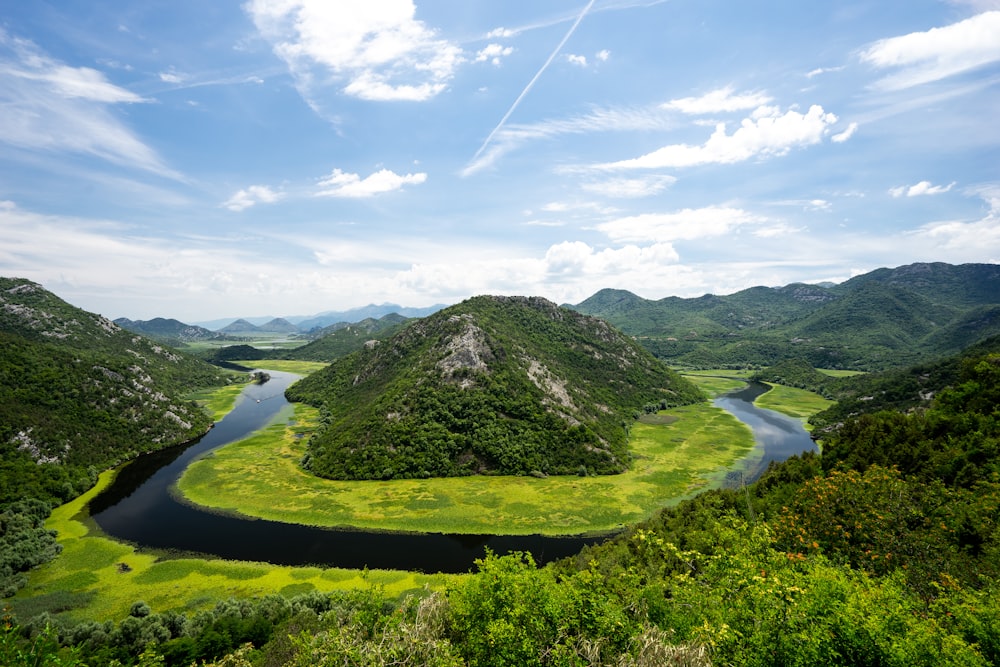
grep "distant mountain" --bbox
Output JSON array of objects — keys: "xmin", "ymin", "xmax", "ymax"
[
  {"xmin": 284, "ymin": 313, "xmax": 411, "ymax": 362},
  {"xmin": 257, "ymin": 317, "xmax": 298, "ymax": 334},
  {"xmin": 571, "ymin": 262, "xmax": 1000, "ymax": 370},
  {"xmin": 114, "ymin": 316, "xmax": 217, "ymax": 342},
  {"xmin": 0, "ymin": 278, "xmax": 228, "ymax": 504},
  {"xmin": 218, "ymin": 318, "xmax": 261, "ymax": 334},
  {"xmin": 286, "ymin": 295, "xmax": 703, "ymax": 480},
  {"xmin": 294, "ymin": 303, "xmax": 447, "ymax": 332}
]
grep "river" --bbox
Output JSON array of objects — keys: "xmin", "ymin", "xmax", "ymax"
[{"xmin": 90, "ymin": 373, "xmax": 816, "ymax": 573}]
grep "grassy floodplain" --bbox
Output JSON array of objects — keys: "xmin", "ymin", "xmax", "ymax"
[
  {"xmin": 177, "ymin": 399, "xmax": 757, "ymax": 536},
  {"xmin": 14, "ymin": 463, "xmax": 455, "ymax": 624},
  {"xmin": 753, "ymin": 383, "xmax": 834, "ymax": 426}
]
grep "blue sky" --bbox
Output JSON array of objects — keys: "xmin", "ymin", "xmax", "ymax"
[{"xmin": 1, "ymin": 1, "xmax": 998, "ymax": 322}]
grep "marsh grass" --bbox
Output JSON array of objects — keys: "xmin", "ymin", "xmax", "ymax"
[
  {"xmin": 188, "ymin": 383, "xmax": 247, "ymax": 422},
  {"xmin": 177, "ymin": 401, "xmax": 757, "ymax": 536},
  {"xmin": 753, "ymin": 383, "xmax": 834, "ymax": 425},
  {"xmin": 13, "ymin": 441, "xmax": 453, "ymax": 625},
  {"xmin": 682, "ymin": 374, "xmax": 748, "ymax": 397},
  {"xmin": 239, "ymin": 359, "xmax": 329, "ymax": 375}
]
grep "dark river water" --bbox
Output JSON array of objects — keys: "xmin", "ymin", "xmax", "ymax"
[
  {"xmin": 713, "ymin": 381, "xmax": 819, "ymax": 483},
  {"xmin": 90, "ymin": 374, "xmax": 815, "ymax": 573}
]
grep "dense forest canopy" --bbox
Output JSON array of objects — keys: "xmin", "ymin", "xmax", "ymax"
[{"xmin": 287, "ymin": 295, "xmax": 703, "ymax": 480}]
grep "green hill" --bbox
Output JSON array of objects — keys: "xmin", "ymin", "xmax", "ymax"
[
  {"xmin": 0, "ymin": 278, "xmax": 229, "ymax": 505},
  {"xmin": 571, "ymin": 262, "xmax": 1000, "ymax": 370},
  {"xmin": 283, "ymin": 313, "xmax": 411, "ymax": 362},
  {"xmin": 286, "ymin": 295, "xmax": 703, "ymax": 480}
]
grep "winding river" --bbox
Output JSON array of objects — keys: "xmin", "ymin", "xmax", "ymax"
[{"xmin": 90, "ymin": 373, "xmax": 816, "ymax": 573}]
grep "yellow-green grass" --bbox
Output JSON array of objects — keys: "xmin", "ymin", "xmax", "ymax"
[
  {"xmin": 13, "ymin": 469, "xmax": 455, "ymax": 624},
  {"xmin": 817, "ymin": 368, "xmax": 867, "ymax": 377},
  {"xmin": 679, "ymin": 368, "xmax": 756, "ymax": 378},
  {"xmin": 682, "ymin": 374, "xmax": 748, "ymax": 397},
  {"xmin": 754, "ymin": 383, "xmax": 834, "ymax": 428},
  {"xmin": 237, "ymin": 359, "xmax": 328, "ymax": 375},
  {"xmin": 187, "ymin": 383, "xmax": 248, "ymax": 422},
  {"xmin": 177, "ymin": 401, "xmax": 756, "ymax": 536}
]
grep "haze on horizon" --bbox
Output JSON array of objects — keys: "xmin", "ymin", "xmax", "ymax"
[{"xmin": 1, "ymin": 1, "xmax": 998, "ymax": 322}]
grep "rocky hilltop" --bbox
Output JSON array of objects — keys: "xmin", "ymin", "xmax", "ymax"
[{"xmin": 286, "ymin": 295, "xmax": 703, "ymax": 480}]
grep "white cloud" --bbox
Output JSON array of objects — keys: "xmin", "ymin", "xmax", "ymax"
[
  {"xmin": 806, "ymin": 66, "xmax": 845, "ymax": 78},
  {"xmin": 831, "ymin": 122, "xmax": 858, "ymax": 143},
  {"xmin": 0, "ymin": 29, "xmax": 175, "ymax": 177},
  {"xmin": 245, "ymin": 0, "xmax": 463, "ymax": 102},
  {"xmin": 475, "ymin": 43, "xmax": 513, "ymax": 66},
  {"xmin": 223, "ymin": 185, "xmax": 284, "ymax": 211},
  {"xmin": 596, "ymin": 206, "xmax": 766, "ymax": 243},
  {"xmin": 159, "ymin": 69, "xmax": 186, "ymax": 84},
  {"xmin": 860, "ymin": 11, "xmax": 1000, "ymax": 89},
  {"xmin": 544, "ymin": 241, "xmax": 679, "ymax": 276},
  {"xmin": 662, "ymin": 86, "xmax": 772, "ymax": 114},
  {"xmin": 566, "ymin": 54, "xmax": 587, "ymax": 67},
  {"xmin": 316, "ymin": 168, "xmax": 427, "ymax": 198},
  {"xmin": 598, "ymin": 105, "xmax": 838, "ymax": 170},
  {"xmin": 487, "ymin": 27, "xmax": 515, "ymax": 39},
  {"xmin": 889, "ymin": 180, "xmax": 956, "ymax": 197},
  {"xmin": 582, "ymin": 175, "xmax": 676, "ymax": 198},
  {"xmin": 596, "ymin": 49, "xmax": 610, "ymax": 62}
]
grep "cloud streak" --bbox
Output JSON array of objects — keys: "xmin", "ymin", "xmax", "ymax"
[
  {"xmin": 0, "ymin": 29, "xmax": 176, "ymax": 178},
  {"xmin": 861, "ymin": 10, "xmax": 1000, "ymax": 89},
  {"xmin": 468, "ymin": 0, "xmax": 597, "ymax": 173}
]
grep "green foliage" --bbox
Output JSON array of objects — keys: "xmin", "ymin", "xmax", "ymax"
[
  {"xmin": 0, "ymin": 500, "xmax": 62, "ymax": 598},
  {"xmin": 288, "ymin": 296, "xmax": 703, "ymax": 480},
  {"xmin": 0, "ymin": 279, "xmax": 228, "ymax": 507},
  {"xmin": 573, "ymin": 262, "xmax": 1000, "ymax": 371}
]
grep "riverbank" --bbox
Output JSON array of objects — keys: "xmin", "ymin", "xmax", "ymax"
[{"xmin": 176, "ymin": 398, "xmax": 757, "ymax": 535}]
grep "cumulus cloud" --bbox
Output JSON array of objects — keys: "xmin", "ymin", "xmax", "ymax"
[
  {"xmin": 566, "ymin": 54, "xmax": 588, "ymax": 67},
  {"xmin": 662, "ymin": 86, "xmax": 773, "ymax": 114},
  {"xmin": 316, "ymin": 167, "xmax": 427, "ymax": 198},
  {"xmin": 860, "ymin": 11, "xmax": 1000, "ymax": 89},
  {"xmin": 475, "ymin": 43, "xmax": 513, "ymax": 66},
  {"xmin": 596, "ymin": 206, "xmax": 766, "ymax": 243},
  {"xmin": 582, "ymin": 175, "xmax": 676, "ymax": 198},
  {"xmin": 889, "ymin": 180, "xmax": 956, "ymax": 197},
  {"xmin": 0, "ymin": 29, "xmax": 176, "ymax": 177},
  {"xmin": 597, "ymin": 105, "xmax": 838, "ymax": 170},
  {"xmin": 223, "ymin": 185, "xmax": 284, "ymax": 211},
  {"xmin": 245, "ymin": 0, "xmax": 463, "ymax": 102},
  {"xmin": 544, "ymin": 241, "xmax": 679, "ymax": 275},
  {"xmin": 596, "ymin": 49, "xmax": 610, "ymax": 62}
]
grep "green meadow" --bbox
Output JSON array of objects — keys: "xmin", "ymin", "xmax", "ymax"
[
  {"xmin": 14, "ymin": 470, "xmax": 455, "ymax": 623},
  {"xmin": 177, "ymin": 398, "xmax": 757, "ymax": 535},
  {"xmin": 753, "ymin": 382, "xmax": 835, "ymax": 426}
]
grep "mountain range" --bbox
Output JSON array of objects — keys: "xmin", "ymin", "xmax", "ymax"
[{"xmin": 570, "ymin": 262, "xmax": 1000, "ymax": 370}]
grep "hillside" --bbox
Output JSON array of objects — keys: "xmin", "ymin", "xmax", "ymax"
[
  {"xmin": 283, "ymin": 313, "xmax": 410, "ymax": 361},
  {"xmin": 0, "ymin": 278, "xmax": 229, "ymax": 506},
  {"xmin": 286, "ymin": 295, "xmax": 703, "ymax": 480},
  {"xmin": 572, "ymin": 262, "xmax": 1000, "ymax": 370},
  {"xmin": 114, "ymin": 316, "xmax": 218, "ymax": 343}
]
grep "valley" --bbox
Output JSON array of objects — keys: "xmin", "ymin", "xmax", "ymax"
[{"xmin": 2, "ymin": 263, "xmax": 999, "ymax": 666}]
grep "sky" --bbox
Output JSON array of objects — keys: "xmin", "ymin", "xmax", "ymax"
[{"xmin": 1, "ymin": 1, "xmax": 998, "ymax": 323}]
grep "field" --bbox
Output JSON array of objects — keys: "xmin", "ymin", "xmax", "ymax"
[
  {"xmin": 14, "ymin": 470, "xmax": 454, "ymax": 623},
  {"xmin": 753, "ymin": 383, "xmax": 835, "ymax": 425},
  {"xmin": 177, "ymin": 399, "xmax": 757, "ymax": 535}
]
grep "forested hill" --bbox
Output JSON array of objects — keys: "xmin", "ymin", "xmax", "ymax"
[
  {"xmin": 0, "ymin": 278, "xmax": 228, "ymax": 507},
  {"xmin": 571, "ymin": 262, "xmax": 1000, "ymax": 370},
  {"xmin": 286, "ymin": 295, "xmax": 703, "ymax": 480}
]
